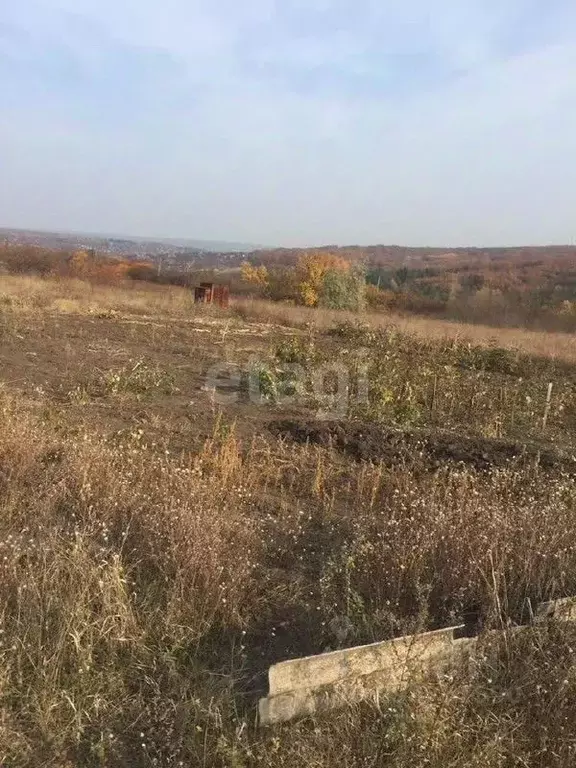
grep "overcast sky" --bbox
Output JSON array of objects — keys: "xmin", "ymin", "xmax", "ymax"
[{"xmin": 1, "ymin": 0, "xmax": 575, "ymax": 247}]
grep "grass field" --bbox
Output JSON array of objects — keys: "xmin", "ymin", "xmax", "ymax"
[{"xmin": 2, "ymin": 274, "xmax": 576, "ymax": 766}]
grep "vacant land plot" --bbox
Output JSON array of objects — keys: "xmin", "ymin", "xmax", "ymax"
[{"xmin": 1, "ymin": 275, "xmax": 576, "ymax": 766}]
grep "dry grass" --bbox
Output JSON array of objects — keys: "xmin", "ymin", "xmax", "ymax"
[
  {"xmin": 3, "ymin": 275, "xmax": 576, "ymax": 363},
  {"xmin": 0, "ymin": 393, "xmax": 261, "ymax": 765},
  {"xmin": 234, "ymin": 298, "xmax": 576, "ymax": 364},
  {"xmin": 0, "ymin": 274, "xmax": 197, "ymax": 318},
  {"xmin": 2, "ymin": 276, "xmax": 576, "ymax": 765},
  {"xmin": 2, "ymin": 387, "xmax": 576, "ymax": 765}
]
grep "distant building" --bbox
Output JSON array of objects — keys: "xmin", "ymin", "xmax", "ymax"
[{"xmin": 194, "ymin": 282, "xmax": 230, "ymax": 308}]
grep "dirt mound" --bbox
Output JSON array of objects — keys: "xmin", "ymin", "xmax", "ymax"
[{"xmin": 270, "ymin": 419, "xmax": 575, "ymax": 473}]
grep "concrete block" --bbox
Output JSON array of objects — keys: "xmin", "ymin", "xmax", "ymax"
[
  {"xmin": 259, "ymin": 641, "xmax": 479, "ymax": 726},
  {"xmin": 260, "ymin": 626, "xmax": 471, "ymax": 725},
  {"xmin": 536, "ymin": 597, "xmax": 576, "ymax": 622},
  {"xmin": 258, "ymin": 597, "xmax": 576, "ymax": 726},
  {"xmin": 268, "ymin": 625, "xmax": 467, "ymax": 695}
]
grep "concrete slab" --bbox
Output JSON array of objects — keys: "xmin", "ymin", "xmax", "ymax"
[
  {"xmin": 258, "ymin": 596, "xmax": 576, "ymax": 726},
  {"xmin": 268, "ymin": 625, "xmax": 466, "ymax": 696},
  {"xmin": 260, "ymin": 626, "xmax": 475, "ymax": 725},
  {"xmin": 536, "ymin": 597, "xmax": 576, "ymax": 622}
]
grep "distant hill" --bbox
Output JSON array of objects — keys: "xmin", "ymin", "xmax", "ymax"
[
  {"xmin": 135, "ymin": 237, "xmax": 262, "ymax": 252},
  {"xmin": 0, "ymin": 227, "xmax": 261, "ymax": 255},
  {"xmin": 246, "ymin": 244, "xmax": 576, "ymax": 268},
  {"xmin": 3, "ymin": 226, "xmax": 576, "ymax": 272}
]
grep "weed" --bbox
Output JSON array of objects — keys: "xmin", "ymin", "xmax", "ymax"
[
  {"xmin": 101, "ymin": 360, "xmax": 179, "ymax": 398},
  {"xmin": 274, "ymin": 335, "xmax": 316, "ymax": 366},
  {"xmin": 251, "ymin": 363, "xmax": 280, "ymax": 402}
]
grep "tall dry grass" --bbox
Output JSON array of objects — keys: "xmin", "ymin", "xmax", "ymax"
[
  {"xmin": 3, "ymin": 275, "xmax": 576, "ymax": 364},
  {"xmin": 0, "ymin": 393, "xmax": 262, "ymax": 765},
  {"xmin": 2, "ymin": 388, "xmax": 576, "ymax": 764},
  {"xmin": 233, "ymin": 298, "xmax": 576, "ymax": 364},
  {"xmin": 0, "ymin": 274, "xmax": 197, "ymax": 318},
  {"xmin": 3, "ymin": 275, "xmax": 576, "ymax": 764}
]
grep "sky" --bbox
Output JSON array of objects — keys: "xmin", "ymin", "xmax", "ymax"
[{"xmin": 0, "ymin": 0, "xmax": 575, "ymax": 247}]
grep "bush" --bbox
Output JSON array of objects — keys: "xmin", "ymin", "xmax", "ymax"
[{"xmin": 320, "ymin": 265, "xmax": 366, "ymax": 312}]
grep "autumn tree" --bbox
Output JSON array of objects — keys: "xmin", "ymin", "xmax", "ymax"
[
  {"xmin": 295, "ymin": 251, "xmax": 351, "ymax": 307},
  {"xmin": 241, "ymin": 261, "xmax": 270, "ymax": 288},
  {"xmin": 126, "ymin": 263, "xmax": 158, "ymax": 282},
  {"xmin": 69, "ymin": 249, "xmax": 92, "ymax": 277},
  {"xmin": 240, "ymin": 252, "xmax": 366, "ymax": 311},
  {"xmin": 320, "ymin": 263, "xmax": 367, "ymax": 311}
]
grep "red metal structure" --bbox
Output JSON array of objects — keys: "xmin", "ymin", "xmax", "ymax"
[{"xmin": 194, "ymin": 282, "xmax": 230, "ymax": 309}]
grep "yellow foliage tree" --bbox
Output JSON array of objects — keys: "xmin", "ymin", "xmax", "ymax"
[
  {"xmin": 69, "ymin": 249, "xmax": 91, "ymax": 277},
  {"xmin": 241, "ymin": 262, "xmax": 270, "ymax": 287},
  {"xmin": 67, "ymin": 250, "xmax": 136, "ymax": 283},
  {"xmin": 295, "ymin": 251, "xmax": 350, "ymax": 307}
]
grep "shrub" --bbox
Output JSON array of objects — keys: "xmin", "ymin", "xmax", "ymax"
[{"xmin": 320, "ymin": 264, "xmax": 367, "ymax": 312}]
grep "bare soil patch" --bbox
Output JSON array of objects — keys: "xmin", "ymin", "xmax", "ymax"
[{"xmin": 270, "ymin": 418, "xmax": 576, "ymax": 473}]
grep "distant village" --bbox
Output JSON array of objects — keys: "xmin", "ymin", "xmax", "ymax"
[{"xmin": 0, "ymin": 227, "xmax": 249, "ymax": 271}]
